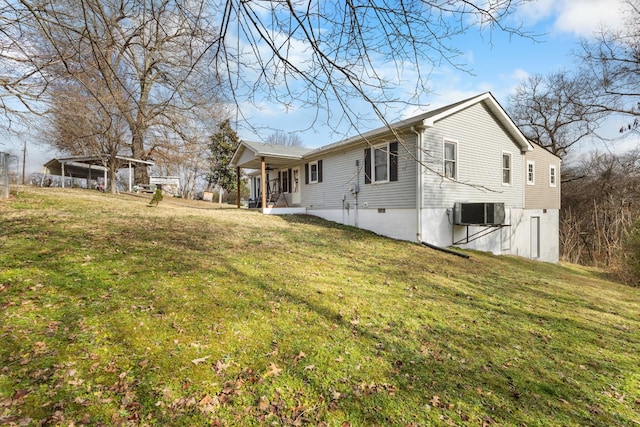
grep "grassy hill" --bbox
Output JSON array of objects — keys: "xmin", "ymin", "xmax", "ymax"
[{"xmin": 1, "ymin": 188, "xmax": 639, "ymax": 426}]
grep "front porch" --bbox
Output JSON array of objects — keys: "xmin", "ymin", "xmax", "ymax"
[{"xmin": 230, "ymin": 140, "xmax": 311, "ymax": 213}]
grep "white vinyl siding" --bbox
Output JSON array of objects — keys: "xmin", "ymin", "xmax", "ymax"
[
  {"xmin": 420, "ymin": 102, "xmax": 524, "ymax": 209},
  {"xmin": 300, "ymin": 136, "xmax": 417, "ymax": 209}
]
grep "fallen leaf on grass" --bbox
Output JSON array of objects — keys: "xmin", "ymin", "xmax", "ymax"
[
  {"xmin": 213, "ymin": 359, "xmax": 230, "ymax": 375},
  {"xmin": 192, "ymin": 355, "xmax": 211, "ymax": 365},
  {"xmin": 293, "ymin": 351, "xmax": 306, "ymax": 364},
  {"xmin": 258, "ymin": 396, "xmax": 270, "ymax": 411},
  {"xmin": 265, "ymin": 363, "xmax": 282, "ymax": 377},
  {"xmin": 198, "ymin": 394, "xmax": 220, "ymax": 413},
  {"xmin": 12, "ymin": 389, "xmax": 30, "ymax": 400}
]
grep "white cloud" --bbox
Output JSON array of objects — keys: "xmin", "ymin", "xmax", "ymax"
[
  {"xmin": 553, "ymin": 0, "xmax": 626, "ymax": 36},
  {"xmin": 518, "ymin": 0, "xmax": 626, "ymax": 37},
  {"xmin": 518, "ymin": 0, "xmax": 555, "ymax": 23}
]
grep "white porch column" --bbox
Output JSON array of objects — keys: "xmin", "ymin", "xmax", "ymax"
[
  {"xmin": 61, "ymin": 163, "xmax": 65, "ymax": 188},
  {"xmin": 261, "ymin": 157, "xmax": 266, "ymax": 210},
  {"xmin": 236, "ymin": 167, "xmax": 241, "ymax": 208}
]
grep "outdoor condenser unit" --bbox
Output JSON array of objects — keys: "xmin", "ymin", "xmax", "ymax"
[{"xmin": 453, "ymin": 202, "xmax": 505, "ymax": 226}]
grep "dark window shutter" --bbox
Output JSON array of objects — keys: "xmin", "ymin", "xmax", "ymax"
[
  {"xmin": 288, "ymin": 169, "xmax": 292, "ymax": 192},
  {"xmin": 278, "ymin": 171, "xmax": 282, "ymax": 192},
  {"xmin": 364, "ymin": 147, "xmax": 371, "ymax": 184},
  {"xmin": 390, "ymin": 141, "xmax": 398, "ymax": 182},
  {"xmin": 317, "ymin": 160, "xmax": 323, "ymax": 183},
  {"xmin": 304, "ymin": 163, "xmax": 309, "ymax": 184}
]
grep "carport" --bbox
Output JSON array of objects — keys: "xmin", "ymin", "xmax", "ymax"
[{"xmin": 43, "ymin": 155, "xmax": 155, "ymax": 191}]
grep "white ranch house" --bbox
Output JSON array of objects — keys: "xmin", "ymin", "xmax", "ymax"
[{"xmin": 230, "ymin": 93, "xmax": 561, "ymax": 263}]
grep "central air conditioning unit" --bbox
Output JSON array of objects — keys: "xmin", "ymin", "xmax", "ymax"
[{"xmin": 454, "ymin": 202, "xmax": 505, "ymax": 226}]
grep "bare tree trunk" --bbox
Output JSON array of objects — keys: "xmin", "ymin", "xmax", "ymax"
[{"xmin": 131, "ymin": 130, "xmax": 149, "ymax": 185}]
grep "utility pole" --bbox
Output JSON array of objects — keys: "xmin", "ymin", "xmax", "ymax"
[{"xmin": 21, "ymin": 140, "xmax": 26, "ymax": 185}]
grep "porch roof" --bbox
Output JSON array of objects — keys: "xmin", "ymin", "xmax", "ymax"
[{"xmin": 230, "ymin": 140, "xmax": 313, "ymax": 170}]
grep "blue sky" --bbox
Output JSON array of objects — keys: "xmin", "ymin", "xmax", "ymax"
[{"xmin": 8, "ymin": 0, "xmax": 634, "ymax": 174}]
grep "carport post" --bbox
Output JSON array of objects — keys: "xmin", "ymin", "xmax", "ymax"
[
  {"xmin": 61, "ymin": 163, "xmax": 65, "ymax": 188},
  {"xmin": 128, "ymin": 161, "xmax": 133, "ymax": 192}
]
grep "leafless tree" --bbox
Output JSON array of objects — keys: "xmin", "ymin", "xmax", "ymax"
[
  {"xmin": 579, "ymin": 0, "xmax": 640, "ymax": 134},
  {"xmin": 507, "ymin": 71, "xmax": 607, "ymax": 157},
  {"xmin": 45, "ymin": 89, "xmax": 129, "ymax": 193},
  {"xmin": 265, "ymin": 130, "xmax": 303, "ymax": 147},
  {"xmin": 1, "ymin": 0, "xmax": 223, "ymax": 183},
  {"xmin": 150, "ymin": 99, "xmax": 230, "ymax": 199}
]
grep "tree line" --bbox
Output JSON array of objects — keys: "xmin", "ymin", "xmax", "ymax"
[{"xmin": 506, "ymin": 0, "xmax": 640, "ymax": 284}]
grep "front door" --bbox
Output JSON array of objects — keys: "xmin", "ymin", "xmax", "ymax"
[{"xmin": 292, "ymin": 167, "xmax": 301, "ymax": 205}]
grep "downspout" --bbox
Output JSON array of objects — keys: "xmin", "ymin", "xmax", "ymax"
[
  {"xmin": 411, "ymin": 126, "xmax": 424, "ymax": 243},
  {"xmin": 355, "ymin": 159, "xmax": 359, "ymax": 228}
]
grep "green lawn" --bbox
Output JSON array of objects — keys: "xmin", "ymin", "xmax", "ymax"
[{"xmin": 1, "ymin": 188, "xmax": 639, "ymax": 426}]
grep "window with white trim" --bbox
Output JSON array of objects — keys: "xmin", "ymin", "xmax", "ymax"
[
  {"xmin": 305, "ymin": 160, "xmax": 322, "ymax": 184},
  {"xmin": 444, "ymin": 140, "xmax": 456, "ymax": 179},
  {"xmin": 364, "ymin": 142, "xmax": 398, "ymax": 184},
  {"xmin": 502, "ymin": 152, "xmax": 512, "ymax": 185},
  {"xmin": 549, "ymin": 165, "xmax": 557, "ymax": 187},
  {"xmin": 527, "ymin": 161, "xmax": 535, "ymax": 185}
]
